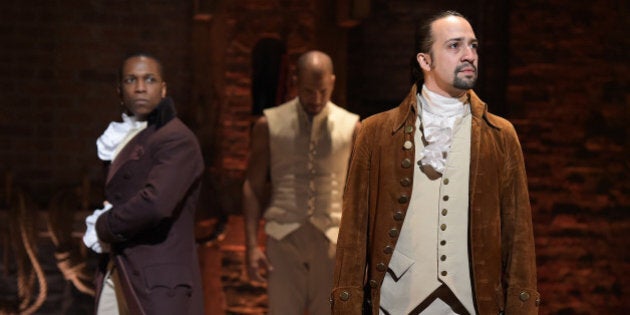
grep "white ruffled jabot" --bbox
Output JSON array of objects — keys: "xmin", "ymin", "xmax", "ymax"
[
  {"xmin": 96, "ymin": 113, "xmax": 147, "ymax": 162},
  {"xmin": 417, "ymin": 86, "xmax": 470, "ymax": 174}
]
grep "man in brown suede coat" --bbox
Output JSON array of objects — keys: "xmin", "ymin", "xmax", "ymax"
[{"xmin": 331, "ymin": 11, "xmax": 539, "ymax": 315}]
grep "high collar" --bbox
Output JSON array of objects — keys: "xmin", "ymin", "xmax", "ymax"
[
  {"xmin": 146, "ymin": 96, "xmax": 177, "ymax": 129},
  {"xmin": 393, "ymin": 85, "xmax": 500, "ymax": 133}
]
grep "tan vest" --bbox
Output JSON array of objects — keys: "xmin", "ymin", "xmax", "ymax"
[
  {"xmin": 263, "ymin": 98, "xmax": 359, "ymax": 243},
  {"xmin": 380, "ymin": 105, "xmax": 476, "ymax": 314}
]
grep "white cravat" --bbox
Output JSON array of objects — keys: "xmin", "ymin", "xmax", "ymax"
[
  {"xmin": 417, "ymin": 86, "xmax": 470, "ymax": 174},
  {"xmin": 96, "ymin": 113, "xmax": 147, "ymax": 162}
]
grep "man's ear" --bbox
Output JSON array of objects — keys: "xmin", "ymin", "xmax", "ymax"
[
  {"xmin": 417, "ymin": 53, "xmax": 432, "ymax": 72},
  {"xmin": 161, "ymin": 81, "xmax": 167, "ymax": 98}
]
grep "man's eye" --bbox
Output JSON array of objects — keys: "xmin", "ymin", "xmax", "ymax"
[
  {"xmin": 448, "ymin": 42, "xmax": 460, "ymax": 49},
  {"xmin": 123, "ymin": 77, "xmax": 136, "ymax": 84},
  {"xmin": 470, "ymin": 43, "xmax": 479, "ymax": 49},
  {"xmin": 145, "ymin": 77, "xmax": 157, "ymax": 83}
]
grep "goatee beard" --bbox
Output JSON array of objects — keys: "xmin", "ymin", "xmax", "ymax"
[{"xmin": 453, "ymin": 63, "xmax": 477, "ymax": 90}]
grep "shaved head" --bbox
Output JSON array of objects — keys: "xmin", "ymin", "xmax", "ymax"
[
  {"xmin": 296, "ymin": 50, "xmax": 334, "ymax": 79},
  {"xmin": 294, "ymin": 50, "xmax": 336, "ymax": 115}
]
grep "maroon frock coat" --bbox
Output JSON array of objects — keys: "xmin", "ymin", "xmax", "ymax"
[{"xmin": 95, "ymin": 98, "xmax": 204, "ymax": 315}]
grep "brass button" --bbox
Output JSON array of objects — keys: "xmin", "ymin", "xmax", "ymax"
[
  {"xmin": 401, "ymin": 158, "xmax": 412, "ymax": 168},
  {"xmin": 369, "ymin": 280, "xmax": 378, "ymax": 288},
  {"xmin": 440, "ymin": 224, "xmax": 447, "ymax": 231},
  {"xmin": 441, "ymin": 271, "xmax": 447, "ymax": 276},
  {"xmin": 440, "ymin": 255, "xmax": 446, "ymax": 261},
  {"xmin": 403, "ymin": 140, "xmax": 413, "ymax": 150},
  {"xmin": 400, "ymin": 177, "xmax": 411, "ymax": 187},
  {"xmin": 443, "ymin": 178, "xmax": 449, "ymax": 185},
  {"xmin": 404, "ymin": 125, "xmax": 414, "ymax": 133},
  {"xmin": 440, "ymin": 240, "xmax": 446, "ymax": 246},
  {"xmin": 340, "ymin": 291, "xmax": 350, "ymax": 301},
  {"xmin": 442, "ymin": 195, "xmax": 449, "ymax": 201},
  {"xmin": 398, "ymin": 195, "xmax": 409, "ymax": 204},
  {"xmin": 376, "ymin": 263, "xmax": 387, "ymax": 272},
  {"xmin": 393, "ymin": 211, "xmax": 405, "ymax": 221},
  {"xmin": 519, "ymin": 291, "xmax": 530, "ymax": 302},
  {"xmin": 389, "ymin": 228, "xmax": 399, "ymax": 237},
  {"xmin": 441, "ymin": 209, "xmax": 448, "ymax": 216},
  {"xmin": 383, "ymin": 245, "xmax": 394, "ymax": 254}
]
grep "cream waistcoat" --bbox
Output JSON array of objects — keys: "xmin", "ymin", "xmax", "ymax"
[
  {"xmin": 380, "ymin": 109, "xmax": 475, "ymax": 314},
  {"xmin": 263, "ymin": 98, "xmax": 358, "ymax": 243}
]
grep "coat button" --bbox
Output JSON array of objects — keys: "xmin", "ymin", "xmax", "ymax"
[
  {"xmin": 403, "ymin": 140, "xmax": 413, "ymax": 150},
  {"xmin": 388, "ymin": 228, "xmax": 399, "ymax": 238},
  {"xmin": 393, "ymin": 211, "xmax": 405, "ymax": 221},
  {"xmin": 339, "ymin": 291, "xmax": 350, "ymax": 301},
  {"xmin": 369, "ymin": 280, "xmax": 378, "ymax": 288},
  {"xmin": 441, "ymin": 209, "xmax": 448, "ymax": 216},
  {"xmin": 400, "ymin": 177, "xmax": 411, "ymax": 187},
  {"xmin": 398, "ymin": 195, "xmax": 408, "ymax": 204},
  {"xmin": 443, "ymin": 178, "xmax": 449, "ymax": 185},
  {"xmin": 401, "ymin": 158, "xmax": 412, "ymax": 168},
  {"xmin": 383, "ymin": 245, "xmax": 394, "ymax": 254},
  {"xmin": 440, "ymin": 255, "xmax": 446, "ymax": 261},
  {"xmin": 376, "ymin": 263, "xmax": 387, "ymax": 272},
  {"xmin": 442, "ymin": 195, "xmax": 449, "ymax": 201},
  {"xmin": 440, "ymin": 224, "xmax": 447, "ymax": 231},
  {"xmin": 441, "ymin": 271, "xmax": 447, "ymax": 276},
  {"xmin": 404, "ymin": 125, "xmax": 414, "ymax": 133},
  {"xmin": 519, "ymin": 291, "xmax": 530, "ymax": 301}
]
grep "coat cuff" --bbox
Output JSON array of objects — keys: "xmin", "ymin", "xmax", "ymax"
[
  {"xmin": 330, "ymin": 287, "xmax": 364, "ymax": 315},
  {"xmin": 95, "ymin": 210, "xmax": 128, "ymax": 243},
  {"xmin": 505, "ymin": 286, "xmax": 540, "ymax": 315}
]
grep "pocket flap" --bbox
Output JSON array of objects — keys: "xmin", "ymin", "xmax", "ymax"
[
  {"xmin": 387, "ymin": 249, "xmax": 415, "ymax": 281},
  {"xmin": 143, "ymin": 263, "xmax": 193, "ymax": 289}
]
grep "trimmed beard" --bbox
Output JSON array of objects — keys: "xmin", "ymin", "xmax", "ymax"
[{"xmin": 453, "ymin": 64, "xmax": 477, "ymax": 90}]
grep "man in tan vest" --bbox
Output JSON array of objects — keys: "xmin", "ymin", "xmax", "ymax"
[{"xmin": 243, "ymin": 50, "xmax": 360, "ymax": 315}]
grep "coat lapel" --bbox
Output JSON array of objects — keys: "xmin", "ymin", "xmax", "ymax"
[{"xmin": 106, "ymin": 127, "xmax": 152, "ymax": 185}]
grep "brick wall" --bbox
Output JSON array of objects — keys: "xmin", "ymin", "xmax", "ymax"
[
  {"xmin": 0, "ymin": 0, "xmax": 628, "ymax": 313},
  {"xmin": 508, "ymin": 0, "xmax": 629, "ymax": 313},
  {"xmin": 0, "ymin": 0, "xmax": 193, "ymax": 206}
]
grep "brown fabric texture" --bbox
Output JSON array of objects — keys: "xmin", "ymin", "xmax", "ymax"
[
  {"xmin": 94, "ymin": 99, "xmax": 205, "ymax": 315},
  {"xmin": 331, "ymin": 85, "xmax": 539, "ymax": 315}
]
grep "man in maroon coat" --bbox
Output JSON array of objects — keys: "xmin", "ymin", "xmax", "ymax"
[{"xmin": 83, "ymin": 53, "xmax": 204, "ymax": 315}]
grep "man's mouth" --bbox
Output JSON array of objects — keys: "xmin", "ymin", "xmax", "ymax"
[
  {"xmin": 457, "ymin": 64, "xmax": 476, "ymax": 74},
  {"xmin": 133, "ymin": 99, "xmax": 150, "ymax": 105}
]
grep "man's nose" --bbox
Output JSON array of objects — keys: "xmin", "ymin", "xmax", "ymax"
[
  {"xmin": 461, "ymin": 46, "xmax": 477, "ymax": 63},
  {"xmin": 314, "ymin": 92, "xmax": 323, "ymax": 104},
  {"xmin": 135, "ymin": 80, "xmax": 147, "ymax": 92}
]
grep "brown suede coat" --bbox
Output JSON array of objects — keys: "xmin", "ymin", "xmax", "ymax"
[{"xmin": 331, "ymin": 85, "xmax": 539, "ymax": 315}]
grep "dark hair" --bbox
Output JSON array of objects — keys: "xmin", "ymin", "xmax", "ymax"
[
  {"xmin": 117, "ymin": 52, "xmax": 165, "ymax": 83},
  {"xmin": 410, "ymin": 10, "xmax": 467, "ymax": 85}
]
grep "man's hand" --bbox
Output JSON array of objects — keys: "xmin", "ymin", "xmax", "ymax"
[{"xmin": 246, "ymin": 246, "xmax": 272, "ymax": 284}]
